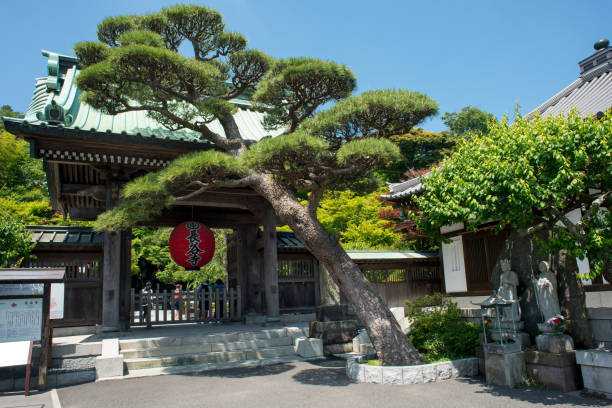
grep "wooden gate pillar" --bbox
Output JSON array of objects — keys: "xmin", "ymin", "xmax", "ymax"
[
  {"xmin": 238, "ymin": 226, "xmax": 263, "ymax": 314},
  {"xmin": 102, "ymin": 181, "xmax": 131, "ymax": 331},
  {"xmin": 263, "ymin": 205, "xmax": 279, "ymax": 317}
]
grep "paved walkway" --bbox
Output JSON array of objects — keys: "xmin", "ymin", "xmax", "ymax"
[
  {"xmin": 0, "ymin": 389, "xmax": 60, "ymax": 408},
  {"xmin": 53, "ymin": 360, "xmax": 609, "ymax": 408}
]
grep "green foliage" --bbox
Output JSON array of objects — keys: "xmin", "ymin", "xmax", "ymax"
[
  {"xmin": 254, "ymin": 57, "xmax": 356, "ymax": 131},
  {"xmin": 380, "ymin": 128, "xmax": 455, "ymax": 182},
  {"xmin": 96, "ymin": 151, "xmax": 248, "ymax": 231},
  {"xmin": 132, "ymin": 227, "xmax": 227, "ymax": 288},
  {"xmin": 301, "ymin": 89, "xmax": 438, "ymax": 149},
  {"xmin": 242, "ymin": 132, "xmax": 331, "ymax": 182},
  {"xmin": 415, "ymin": 110, "xmax": 612, "ymax": 276},
  {"xmin": 0, "ymin": 131, "xmax": 47, "ymax": 202},
  {"xmin": 73, "ymin": 42, "xmax": 111, "ymax": 68},
  {"xmin": 316, "ymin": 189, "xmax": 409, "ymax": 250},
  {"xmin": 405, "ymin": 294, "xmax": 480, "ymax": 362},
  {"xmin": 157, "ymin": 150, "xmax": 247, "ymax": 187},
  {"xmin": 442, "ymin": 106, "xmax": 496, "ymax": 138},
  {"xmin": 118, "ymin": 30, "xmax": 165, "ymax": 48},
  {"xmin": 0, "ymin": 106, "xmax": 23, "ymax": 132},
  {"xmin": 337, "ymin": 138, "xmax": 400, "ymax": 170},
  {"xmin": 0, "ymin": 211, "xmax": 35, "ymax": 267}
]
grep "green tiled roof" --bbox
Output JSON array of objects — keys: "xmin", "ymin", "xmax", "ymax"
[
  {"xmin": 4, "ymin": 51, "xmax": 283, "ymax": 145},
  {"xmin": 26, "ymin": 225, "xmax": 104, "ymax": 246}
]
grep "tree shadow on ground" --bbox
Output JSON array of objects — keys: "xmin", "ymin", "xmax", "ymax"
[
  {"xmin": 291, "ymin": 359, "xmax": 356, "ymax": 387},
  {"xmin": 185, "ymin": 363, "xmax": 294, "ymax": 379},
  {"xmin": 458, "ymin": 377, "xmax": 610, "ymax": 407}
]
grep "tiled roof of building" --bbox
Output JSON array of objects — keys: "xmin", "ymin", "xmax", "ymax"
[
  {"xmin": 380, "ymin": 172, "xmax": 430, "ymax": 202},
  {"xmin": 276, "ymin": 231, "xmax": 438, "ymax": 260},
  {"xmin": 277, "ymin": 231, "xmax": 305, "ymax": 249},
  {"xmin": 529, "ymin": 43, "xmax": 612, "ymax": 118},
  {"xmin": 3, "ymin": 50, "xmax": 283, "ymax": 145},
  {"xmin": 26, "ymin": 225, "xmax": 104, "ymax": 246}
]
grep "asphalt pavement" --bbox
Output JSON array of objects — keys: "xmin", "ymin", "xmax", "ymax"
[{"xmin": 52, "ymin": 360, "xmax": 609, "ymax": 408}]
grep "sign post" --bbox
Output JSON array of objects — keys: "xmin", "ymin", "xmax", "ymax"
[{"xmin": 0, "ymin": 268, "xmax": 65, "ymax": 391}]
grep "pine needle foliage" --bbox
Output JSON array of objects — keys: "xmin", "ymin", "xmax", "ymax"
[
  {"xmin": 337, "ymin": 138, "xmax": 400, "ymax": 169},
  {"xmin": 301, "ymin": 89, "xmax": 438, "ymax": 148},
  {"xmin": 242, "ymin": 132, "xmax": 331, "ymax": 182}
]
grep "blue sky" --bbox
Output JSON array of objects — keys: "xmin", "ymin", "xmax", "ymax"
[{"xmin": 0, "ymin": 0, "xmax": 609, "ymax": 132}]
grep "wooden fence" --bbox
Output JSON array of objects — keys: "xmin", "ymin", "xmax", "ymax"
[{"xmin": 130, "ymin": 286, "xmax": 242, "ymax": 326}]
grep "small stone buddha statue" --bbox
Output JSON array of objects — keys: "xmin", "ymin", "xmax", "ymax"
[{"xmin": 497, "ymin": 259, "xmax": 521, "ymax": 322}]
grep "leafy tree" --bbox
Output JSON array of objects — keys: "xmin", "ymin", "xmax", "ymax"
[
  {"xmin": 0, "ymin": 131, "xmax": 47, "ymax": 201},
  {"xmin": 77, "ymin": 5, "xmax": 438, "ymax": 365},
  {"xmin": 315, "ymin": 189, "xmax": 408, "ymax": 250},
  {"xmin": 0, "ymin": 211, "xmax": 35, "ymax": 267},
  {"xmin": 415, "ymin": 110, "xmax": 612, "ymax": 282},
  {"xmin": 0, "ymin": 105, "xmax": 23, "ymax": 132},
  {"xmin": 380, "ymin": 128, "xmax": 454, "ymax": 182},
  {"xmin": 441, "ymin": 105, "xmax": 496, "ymax": 138},
  {"xmin": 132, "ymin": 227, "xmax": 227, "ymax": 288}
]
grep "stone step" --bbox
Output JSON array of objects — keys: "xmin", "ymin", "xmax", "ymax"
[
  {"xmin": 123, "ymin": 346, "xmax": 296, "ymax": 371},
  {"xmin": 121, "ymin": 355, "xmax": 305, "ymax": 380},
  {"xmin": 119, "ymin": 328, "xmax": 289, "ymax": 351},
  {"xmin": 121, "ymin": 337, "xmax": 293, "ymax": 359}
]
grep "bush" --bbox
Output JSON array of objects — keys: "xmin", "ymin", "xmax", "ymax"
[{"xmin": 405, "ymin": 293, "xmax": 480, "ymax": 362}]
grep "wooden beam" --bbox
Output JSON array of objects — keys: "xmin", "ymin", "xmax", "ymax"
[{"xmin": 69, "ymin": 208, "xmax": 104, "ymax": 220}]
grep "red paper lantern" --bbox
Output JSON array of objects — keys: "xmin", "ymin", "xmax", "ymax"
[{"xmin": 169, "ymin": 221, "xmax": 215, "ymax": 270}]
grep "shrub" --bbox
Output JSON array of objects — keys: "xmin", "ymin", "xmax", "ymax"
[{"xmin": 405, "ymin": 293, "xmax": 480, "ymax": 362}]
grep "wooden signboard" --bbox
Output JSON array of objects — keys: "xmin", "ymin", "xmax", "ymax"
[{"xmin": 0, "ymin": 268, "xmax": 65, "ymax": 390}]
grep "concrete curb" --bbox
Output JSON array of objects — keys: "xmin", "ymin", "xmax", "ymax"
[{"xmin": 346, "ymin": 357, "xmax": 479, "ymax": 385}]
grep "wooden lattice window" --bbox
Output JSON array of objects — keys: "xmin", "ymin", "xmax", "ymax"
[
  {"xmin": 363, "ymin": 269, "xmax": 406, "ymax": 283},
  {"xmin": 277, "ymin": 260, "xmax": 314, "ymax": 281},
  {"xmin": 410, "ymin": 264, "xmax": 440, "ymax": 281}
]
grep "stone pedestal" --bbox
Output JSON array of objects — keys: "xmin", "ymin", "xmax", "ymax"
[
  {"xmin": 575, "ymin": 348, "xmax": 612, "ymax": 397},
  {"xmin": 535, "ymin": 334, "xmax": 574, "ymax": 353},
  {"xmin": 524, "ymin": 350, "xmax": 581, "ymax": 392},
  {"xmin": 483, "ymin": 343, "xmax": 526, "ymax": 388},
  {"xmin": 309, "ymin": 320, "xmax": 358, "ymax": 345}
]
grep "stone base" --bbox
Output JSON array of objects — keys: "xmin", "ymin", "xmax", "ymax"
[
  {"xmin": 524, "ymin": 350, "xmax": 581, "ymax": 392},
  {"xmin": 484, "ymin": 350, "xmax": 526, "ymax": 388},
  {"xmin": 309, "ymin": 320, "xmax": 358, "ymax": 345},
  {"xmin": 489, "ymin": 331, "xmax": 531, "ymax": 347},
  {"xmin": 294, "ymin": 337, "xmax": 324, "ymax": 358},
  {"xmin": 324, "ymin": 343, "xmax": 354, "ymax": 356},
  {"xmin": 576, "ymin": 348, "xmax": 612, "ymax": 395},
  {"xmin": 535, "ymin": 334, "xmax": 574, "ymax": 353}
]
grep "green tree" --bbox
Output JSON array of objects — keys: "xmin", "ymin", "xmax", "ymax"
[
  {"xmin": 77, "ymin": 5, "xmax": 439, "ymax": 365},
  {"xmin": 441, "ymin": 105, "xmax": 496, "ymax": 138},
  {"xmin": 0, "ymin": 105, "xmax": 23, "ymax": 132},
  {"xmin": 0, "ymin": 211, "xmax": 35, "ymax": 267},
  {"xmin": 415, "ymin": 110, "xmax": 611, "ymax": 281},
  {"xmin": 380, "ymin": 128, "xmax": 454, "ymax": 182},
  {"xmin": 132, "ymin": 227, "xmax": 227, "ymax": 288},
  {"xmin": 315, "ymin": 189, "xmax": 408, "ymax": 250}
]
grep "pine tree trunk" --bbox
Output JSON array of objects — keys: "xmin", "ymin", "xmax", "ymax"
[{"xmin": 251, "ymin": 174, "xmax": 422, "ymax": 366}]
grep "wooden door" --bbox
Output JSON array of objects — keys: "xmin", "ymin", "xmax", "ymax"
[{"xmin": 277, "ymin": 254, "xmax": 318, "ymax": 312}]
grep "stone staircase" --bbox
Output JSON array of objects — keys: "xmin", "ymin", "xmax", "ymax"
[{"xmin": 119, "ymin": 328, "xmax": 303, "ymax": 377}]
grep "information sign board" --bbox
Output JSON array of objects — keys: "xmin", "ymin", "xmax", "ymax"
[{"xmin": 0, "ymin": 298, "xmax": 43, "ymax": 342}]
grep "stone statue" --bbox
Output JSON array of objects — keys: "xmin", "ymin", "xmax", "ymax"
[
  {"xmin": 497, "ymin": 259, "xmax": 521, "ymax": 322},
  {"xmin": 535, "ymin": 260, "xmax": 561, "ymax": 325}
]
